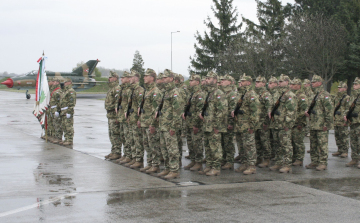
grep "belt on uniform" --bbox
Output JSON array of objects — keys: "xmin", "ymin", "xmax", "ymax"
[
  {"xmin": 61, "ymin": 107, "xmax": 68, "ymax": 111},
  {"xmin": 107, "ymin": 109, "xmax": 115, "ymax": 113},
  {"xmin": 51, "ymin": 106, "xmax": 57, "ymax": 109}
]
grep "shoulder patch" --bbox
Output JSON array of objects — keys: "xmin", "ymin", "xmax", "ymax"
[
  {"xmin": 217, "ymin": 95, "xmax": 221, "ymax": 99},
  {"xmin": 174, "ymin": 94, "xmax": 178, "ymax": 98},
  {"xmin": 251, "ymin": 97, "xmax": 255, "ymax": 100},
  {"xmin": 288, "ymin": 97, "xmax": 292, "ymax": 101},
  {"xmin": 153, "ymin": 94, "xmax": 157, "ymax": 97},
  {"xmin": 198, "ymin": 97, "xmax": 203, "ymax": 100},
  {"xmin": 265, "ymin": 96, "xmax": 269, "ymax": 100},
  {"xmin": 301, "ymin": 98, "xmax": 305, "ymax": 101},
  {"xmin": 325, "ymin": 96, "xmax": 329, "ymax": 100},
  {"xmin": 231, "ymin": 96, "xmax": 236, "ymax": 100}
]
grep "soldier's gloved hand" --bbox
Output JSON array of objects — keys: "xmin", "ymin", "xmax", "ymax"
[
  {"xmin": 169, "ymin": 129, "xmax": 175, "ymax": 136},
  {"xmin": 193, "ymin": 127, "xmax": 199, "ymax": 135},
  {"xmin": 149, "ymin": 126, "xmax": 156, "ymax": 134},
  {"xmin": 323, "ymin": 126, "xmax": 328, "ymax": 131},
  {"xmin": 66, "ymin": 113, "xmax": 71, "ymax": 119},
  {"xmin": 213, "ymin": 128, "xmax": 219, "ymax": 134},
  {"xmin": 55, "ymin": 112, "xmax": 59, "ymax": 117}
]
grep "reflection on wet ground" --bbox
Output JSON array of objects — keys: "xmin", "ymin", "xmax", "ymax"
[{"xmin": 293, "ymin": 177, "xmax": 360, "ymax": 201}]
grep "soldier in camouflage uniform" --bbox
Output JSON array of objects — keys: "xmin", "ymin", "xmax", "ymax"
[
  {"xmin": 59, "ymin": 78, "xmax": 76, "ymax": 146},
  {"xmin": 290, "ymin": 78, "xmax": 308, "ymax": 166},
  {"xmin": 50, "ymin": 77, "xmax": 63, "ymax": 144},
  {"xmin": 155, "ymin": 69, "xmax": 184, "ymax": 179},
  {"xmin": 117, "ymin": 71, "xmax": 133, "ymax": 164},
  {"xmin": 344, "ymin": 77, "xmax": 360, "ymax": 168},
  {"xmin": 137, "ymin": 69, "xmax": 161, "ymax": 173},
  {"xmin": 268, "ymin": 76, "xmax": 280, "ymax": 159},
  {"xmin": 303, "ymin": 79, "xmax": 313, "ymax": 140},
  {"xmin": 124, "ymin": 71, "xmax": 145, "ymax": 169},
  {"xmin": 332, "ymin": 81, "xmax": 350, "ymax": 158},
  {"xmin": 219, "ymin": 75, "xmax": 238, "ymax": 170},
  {"xmin": 182, "ymin": 75, "xmax": 205, "ymax": 171},
  {"xmin": 234, "ymin": 76, "xmax": 244, "ymax": 163},
  {"xmin": 254, "ymin": 76, "xmax": 273, "ymax": 168},
  {"xmin": 305, "ymin": 75, "xmax": 333, "ymax": 171},
  {"xmin": 232, "ymin": 74, "xmax": 259, "ymax": 175},
  {"xmin": 44, "ymin": 78, "xmax": 55, "ymax": 141},
  {"xmin": 104, "ymin": 71, "xmax": 122, "ymax": 160},
  {"xmin": 198, "ymin": 71, "xmax": 227, "ymax": 176},
  {"xmin": 174, "ymin": 73, "xmax": 186, "ymax": 165},
  {"xmin": 269, "ymin": 74, "xmax": 297, "ymax": 173}
]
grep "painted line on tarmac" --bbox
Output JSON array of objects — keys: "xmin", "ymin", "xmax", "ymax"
[{"xmin": 0, "ymin": 193, "xmax": 78, "ymax": 218}]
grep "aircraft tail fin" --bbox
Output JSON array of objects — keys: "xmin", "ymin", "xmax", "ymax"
[{"xmin": 73, "ymin": 59, "xmax": 100, "ymax": 77}]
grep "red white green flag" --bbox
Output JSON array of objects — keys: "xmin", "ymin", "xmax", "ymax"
[{"xmin": 33, "ymin": 55, "xmax": 50, "ymax": 129}]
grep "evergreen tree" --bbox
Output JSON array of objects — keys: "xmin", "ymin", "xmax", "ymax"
[
  {"xmin": 131, "ymin": 50, "xmax": 145, "ymax": 86},
  {"xmin": 189, "ymin": 0, "xmax": 242, "ymax": 76}
]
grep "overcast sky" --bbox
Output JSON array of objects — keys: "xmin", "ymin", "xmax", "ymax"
[{"xmin": 0, "ymin": 0, "xmax": 294, "ymax": 77}]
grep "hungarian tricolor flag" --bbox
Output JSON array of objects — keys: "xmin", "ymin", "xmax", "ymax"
[{"xmin": 33, "ymin": 54, "xmax": 50, "ymax": 129}]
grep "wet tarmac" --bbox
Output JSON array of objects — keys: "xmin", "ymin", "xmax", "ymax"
[{"xmin": 1, "ymin": 91, "xmax": 360, "ymax": 222}]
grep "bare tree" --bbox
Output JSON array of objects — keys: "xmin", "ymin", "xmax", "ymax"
[{"xmin": 284, "ymin": 13, "xmax": 347, "ymax": 89}]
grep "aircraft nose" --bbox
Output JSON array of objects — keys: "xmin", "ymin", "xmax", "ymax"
[{"xmin": 1, "ymin": 78, "xmax": 14, "ymax": 88}]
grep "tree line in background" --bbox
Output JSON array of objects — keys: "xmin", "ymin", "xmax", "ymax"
[{"xmin": 190, "ymin": 0, "xmax": 360, "ymax": 93}]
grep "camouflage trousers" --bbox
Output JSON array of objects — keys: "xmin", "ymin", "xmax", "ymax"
[
  {"xmin": 160, "ymin": 131, "xmax": 180, "ymax": 172},
  {"xmin": 350, "ymin": 124, "xmax": 360, "ymax": 160},
  {"xmin": 255, "ymin": 128, "xmax": 271, "ymax": 160},
  {"xmin": 291, "ymin": 126, "xmax": 306, "ymax": 162},
  {"xmin": 310, "ymin": 130, "xmax": 329, "ymax": 165},
  {"xmin": 187, "ymin": 127, "xmax": 203, "ymax": 163},
  {"xmin": 52, "ymin": 113, "xmax": 62, "ymax": 139},
  {"xmin": 46, "ymin": 114, "xmax": 54, "ymax": 137},
  {"xmin": 142, "ymin": 127, "xmax": 160, "ymax": 166},
  {"xmin": 221, "ymin": 130, "xmax": 235, "ymax": 164},
  {"xmin": 273, "ymin": 129, "xmax": 293, "ymax": 166},
  {"xmin": 177, "ymin": 130, "xmax": 183, "ymax": 162},
  {"xmin": 119, "ymin": 123, "xmax": 126, "ymax": 155},
  {"xmin": 204, "ymin": 131, "xmax": 223, "ymax": 170},
  {"xmin": 108, "ymin": 118, "xmax": 121, "ymax": 154},
  {"xmin": 334, "ymin": 126, "xmax": 349, "ymax": 154},
  {"xmin": 131, "ymin": 125, "xmax": 144, "ymax": 162},
  {"xmin": 236, "ymin": 131, "xmax": 256, "ymax": 166},
  {"xmin": 236, "ymin": 132, "xmax": 245, "ymax": 163},
  {"xmin": 61, "ymin": 115, "xmax": 74, "ymax": 142},
  {"xmin": 122, "ymin": 123, "xmax": 132, "ymax": 159},
  {"xmin": 270, "ymin": 129, "xmax": 278, "ymax": 158}
]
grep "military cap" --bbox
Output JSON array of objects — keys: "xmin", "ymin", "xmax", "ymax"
[
  {"xmin": 190, "ymin": 74, "xmax": 201, "ymax": 82},
  {"xmin": 206, "ymin": 71, "xmax": 218, "ymax": 79},
  {"xmin": 268, "ymin": 76, "xmax": 278, "ymax": 83},
  {"xmin": 122, "ymin": 71, "xmax": 130, "ymax": 78},
  {"xmin": 337, "ymin": 81, "xmax": 347, "ymax": 88},
  {"xmin": 65, "ymin": 77, "xmax": 72, "ymax": 83},
  {"xmin": 55, "ymin": 76, "xmax": 65, "ymax": 83},
  {"xmin": 174, "ymin": 73, "xmax": 181, "ymax": 81},
  {"xmin": 201, "ymin": 77, "xmax": 206, "ymax": 82},
  {"xmin": 109, "ymin": 71, "xmax": 119, "ymax": 78},
  {"xmin": 303, "ymin": 79, "xmax": 311, "ymax": 85},
  {"xmin": 163, "ymin": 69, "xmax": 175, "ymax": 78},
  {"xmin": 240, "ymin": 73, "xmax": 252, "ymax": 82},
  {"xmin": 157, "ymin": 73, "xmax": 163, "ymax": 79},
  {"xmin": 255, "ymin": 75, "xmax": 266, "ymax": 83},
  {"xmin": 128, "ymin": 70, "xmax": 140, "ymax": 78},
  {"xmin": 220, "ymin": 74, "xmax": 235, "ymax": 83},
  {"xmin": 311, "ymin": 74, "xmax": 323, "ymax": 83},
  {"xmin": 52, "ymin": 77, "xmax": 61, "ymax": 82},
  {"xmin": 353, "ymin": 77, "xmax": 360, "ymax": 85},
  {"xmin": 278, "ymin": 74, "xmax": 290, "ymax": 82},
  {"xmin": 47, "ymin": 77, "xmax": 54, "ymax": 81},
  {"xmin": 290, "ymin": 78, "xmax": 302, "ymax": 85},
  {"xmin": 144, "ymin": 68, "xmax": 156, "ymax": 79}
]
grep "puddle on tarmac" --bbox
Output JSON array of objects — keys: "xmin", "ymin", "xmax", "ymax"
[{"xmin": 293, "ymin": 177, "xmax": 360, "ymax": 200}]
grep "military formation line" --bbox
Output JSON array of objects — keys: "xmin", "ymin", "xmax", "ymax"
[{"xmin": 42, "ymin": 69, "xmax": 360, "ymax": 180}]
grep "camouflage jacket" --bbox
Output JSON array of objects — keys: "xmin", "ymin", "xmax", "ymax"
[
  {"xmin": 105, "ymin": 81, "xmax": 119, "ymax": 119},
  {"xmin": 203, "ymin": 85, "xmax": 228, "ymax": 133},
  {"xmin": 345, "ymin": 89, "xmax": 360, "ymax": 125},
  {"xmin": 333, "ymin": 91, "xmax": 351, "ymax": 126},
  {"xmin": 234, "ymin": 85, "xmax": 259, "ymax": 132},
  {"xmin": 49, "ymin": 84, "xmax": 62, "ymax": 113},
  {"xmin": 127, "ymin": 83, "xmax": 144, "ymax": 124},
  {"xmin": 308, "ymin": 87, "xmax": 333, "ymax": 130},
  {"xmin": 303, "ymin": 86, "xmax": 314, "ymax": 99},
  {"xmin": 116, "ymin": 83, "xmax": 130, "ymax": 123},
  {"xmin": 138, "ymin": 83, "xmax": 161, "ymax": 127},
  {"xmin": 221, "ymin": 85, "xmax": 238, "ymax": 128},
  {"xmin": 272, "ymin": 87, "xmax": 297, "ymax": 129},
  {"xmin": 59, "ymin": 85, "xmax": 76, "ymax": 116},
  {"xmin": 157, "ymin": 82, "xmax": 184, "ymax": 132},
  {"xmin": 255, "ymin": 87, "xmax": 273, "ymax": 128},
  {"xmin": 184, "ymin": 84, "xmax": 205, "ymax": 128},
  {"xmin": 292, "ymin": 89, "xmax": 308, "ymax": 127}
]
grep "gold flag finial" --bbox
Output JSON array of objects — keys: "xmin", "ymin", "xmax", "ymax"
[{"xmin": 42, "ymin": 50, "xmax": 45, "ymax": 56}]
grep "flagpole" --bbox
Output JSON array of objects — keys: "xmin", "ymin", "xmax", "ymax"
[{"xmin": 45, "ymin": 115, "xmax": 48, "ymax": 143}]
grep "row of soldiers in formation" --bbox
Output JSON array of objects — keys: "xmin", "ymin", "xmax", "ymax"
[
  {"xmin": 42, "ymin": 77, "xmax": 77, "ymax": 146},
  {"xmin": 104, "ymin": 69, "xmax": 360, "ymax": 179}
]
